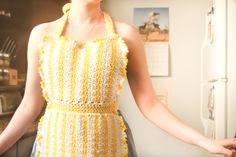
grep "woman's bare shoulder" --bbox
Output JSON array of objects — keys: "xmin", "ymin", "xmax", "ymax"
[
  {"xmin": 115, "ymin": 21, "xmax": 140, "ymax": 41},
  {"xmin": 30, "ymin": 17, "xmax": 63, "ymax": 40},
  {"xmin": 113, "ymin": 20, "xmax": 143, "ymax": 48},
  {"xmin": 27, "ymin": 17, "xmax": 64, "ymax": 53}
]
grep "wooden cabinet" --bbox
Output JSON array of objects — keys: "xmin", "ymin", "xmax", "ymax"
[
  {"xmin": 0, "ymin": 0, "xmax": 67, "ymax": 74},
  {"xmin": 0, "ymin": 1, "xmax": 67, "ymax": 156}
]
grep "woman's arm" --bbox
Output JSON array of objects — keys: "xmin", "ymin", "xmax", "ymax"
[
  {"xmin": 117, "ymin": 22, "xmax": 236, "ymax": 157},
  {"xmin": 0, "ymin": 24, "xmax": 47, "ymax": 154}
]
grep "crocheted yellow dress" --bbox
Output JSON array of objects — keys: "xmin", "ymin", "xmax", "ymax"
[{"xmin": 34, "ymin": 8, "xmax": 129, "ymax": 157}]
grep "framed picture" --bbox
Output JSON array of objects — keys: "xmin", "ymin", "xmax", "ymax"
[
  {"xmin": 134, "ymin": 7, "xmax": 169, "ymax": 42},
  {"xmin": 134, "ymin": 8, "xmax": 170, "ymax": 76}
]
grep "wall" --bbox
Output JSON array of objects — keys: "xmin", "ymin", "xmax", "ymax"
[
  {"xmin": 227, "ymin": 0, "xmax": 236, "ymax": 138},
  {"xmin": 103, "ymin": 0, "xmax": 210, "ymax": 156}
]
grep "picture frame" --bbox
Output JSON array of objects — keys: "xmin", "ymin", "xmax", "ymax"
[{"xmin": 133, "ymin": 7, "xmax": 170, "ymax": 77}]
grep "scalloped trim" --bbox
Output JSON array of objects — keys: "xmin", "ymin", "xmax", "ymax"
[
  {"xmin": 59, "ymin": 33, "xmax": 121, "ymax": 46},
  {"xmin": 38, "ymin": 35, "xmax": 52, "ymax": 102},
  {"xmin": 39, "ymin": 33, "xmax": 122, "ymax": 48},
  {"xmin": 35, "ymin": 115, "xmax": 45, "ymax": 156},
  {"xmin": 119, "ymin": 115, "xmax": 128, "ymax": 157},
  {"xmin": 117, "ymin": 37, "xmax": 129, "ymax": 95}
]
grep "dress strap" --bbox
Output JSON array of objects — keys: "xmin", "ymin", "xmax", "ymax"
[
  {"xmin": 55, "ymin": 5, "xmax": 69, "ymax": 37},
  {"xmin": 55, "ymin": 3, "xmax": 116, "ymax": 37},
  {"xmin": 103, "ymin": 11, "xmax": 117, "ymax": 35}
]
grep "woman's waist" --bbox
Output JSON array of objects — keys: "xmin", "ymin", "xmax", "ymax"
[{"xmin": 45, "ymin": 101, "xmax": 119, "ymax": 114}]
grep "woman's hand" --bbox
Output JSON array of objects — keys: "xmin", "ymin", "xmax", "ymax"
[
  {"xmin": 203, "ymin": 138, "xmax": 236, "ymax": 157},
  {"xmin": 115, "ymin": 21, "xmax": 236, "ymax": 157}
]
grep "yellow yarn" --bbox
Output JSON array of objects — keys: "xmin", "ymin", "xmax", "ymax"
[
  {"xmin": 62, "ymin": 3, "xmax": 71, "ymax": 14},
  {"xmin": 62, "ymin": 1, "xmax": 104, "ymax": 14},
  {"xmin": 35, "ymin": 9, "xmax": 129, "ymax": 156}
]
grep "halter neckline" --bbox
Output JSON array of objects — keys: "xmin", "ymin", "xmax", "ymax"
[{"xmin": 55, "ymin": 10, "xmax": 116, "ymax": 43}]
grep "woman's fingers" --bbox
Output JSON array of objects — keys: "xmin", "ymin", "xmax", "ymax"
[
  {"xmin": 214, "ymin": 138, "xmax": 236, "ymax": 157},
  {"xmin": 205, "ymin": 138, "xmax": 236, "ymax": 157},
  {"xmin": 216, "ymin": 138, "xmax": 236, "ymax": 148},
  {"xmin": 220, "ymin": 147, "xmax": 234, "ymax": 157}
]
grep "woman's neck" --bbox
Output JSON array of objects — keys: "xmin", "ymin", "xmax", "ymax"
[{"xmin": 69, "ymin": 0, "xmax": 103, "ymax": 25}]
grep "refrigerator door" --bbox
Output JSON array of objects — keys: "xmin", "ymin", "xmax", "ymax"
[
  {"xmin": 227, "ymin": 0, "xmax": 236, "ymax": 138},
  {"xmin": 200, "ymin": 80, "xmax": 227, "ymax": 157},
  {"xmin": 200, "ymin": 13, "xmax": 218, "ymax": 82},
  {"xmin": 201, "ymin": 0, "xmax": 228, "ymax": 137},
  {"xmin": 201, "ymin": 41, "xmax": 217, "ymax": 82},
  {"xmin": 214, "ymin": 0, "xmax": 227, "ymax": 80},
  {"xmin": 214, "ymin": 80, "xmax": 227, "ymax": 139},
  {"xmin": 200, "ymin": 82, "xmax": 216, "ymax": 139}
]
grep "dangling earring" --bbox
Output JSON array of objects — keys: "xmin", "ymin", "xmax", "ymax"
[{"xmin": 62, "ymin": 3, "xmax": 71, "ymax": 14}]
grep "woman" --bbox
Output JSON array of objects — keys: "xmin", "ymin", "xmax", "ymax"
[{"xmin": 0, "ymin": 0, "xmax": 236, "ymax": 156}]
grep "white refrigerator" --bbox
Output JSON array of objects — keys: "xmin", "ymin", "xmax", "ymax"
[{"xmin": 200, "ymin": 0, "xmax": 236, "ymax": 156}]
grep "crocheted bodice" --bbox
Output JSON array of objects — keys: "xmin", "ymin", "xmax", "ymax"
[
  {"xmin": 34, "ymin": 8, "xmax": 130, "ymax": 157},
  {"xmin": 38, "ymin": 11, "xmax": 129, "ymax": 107}
]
